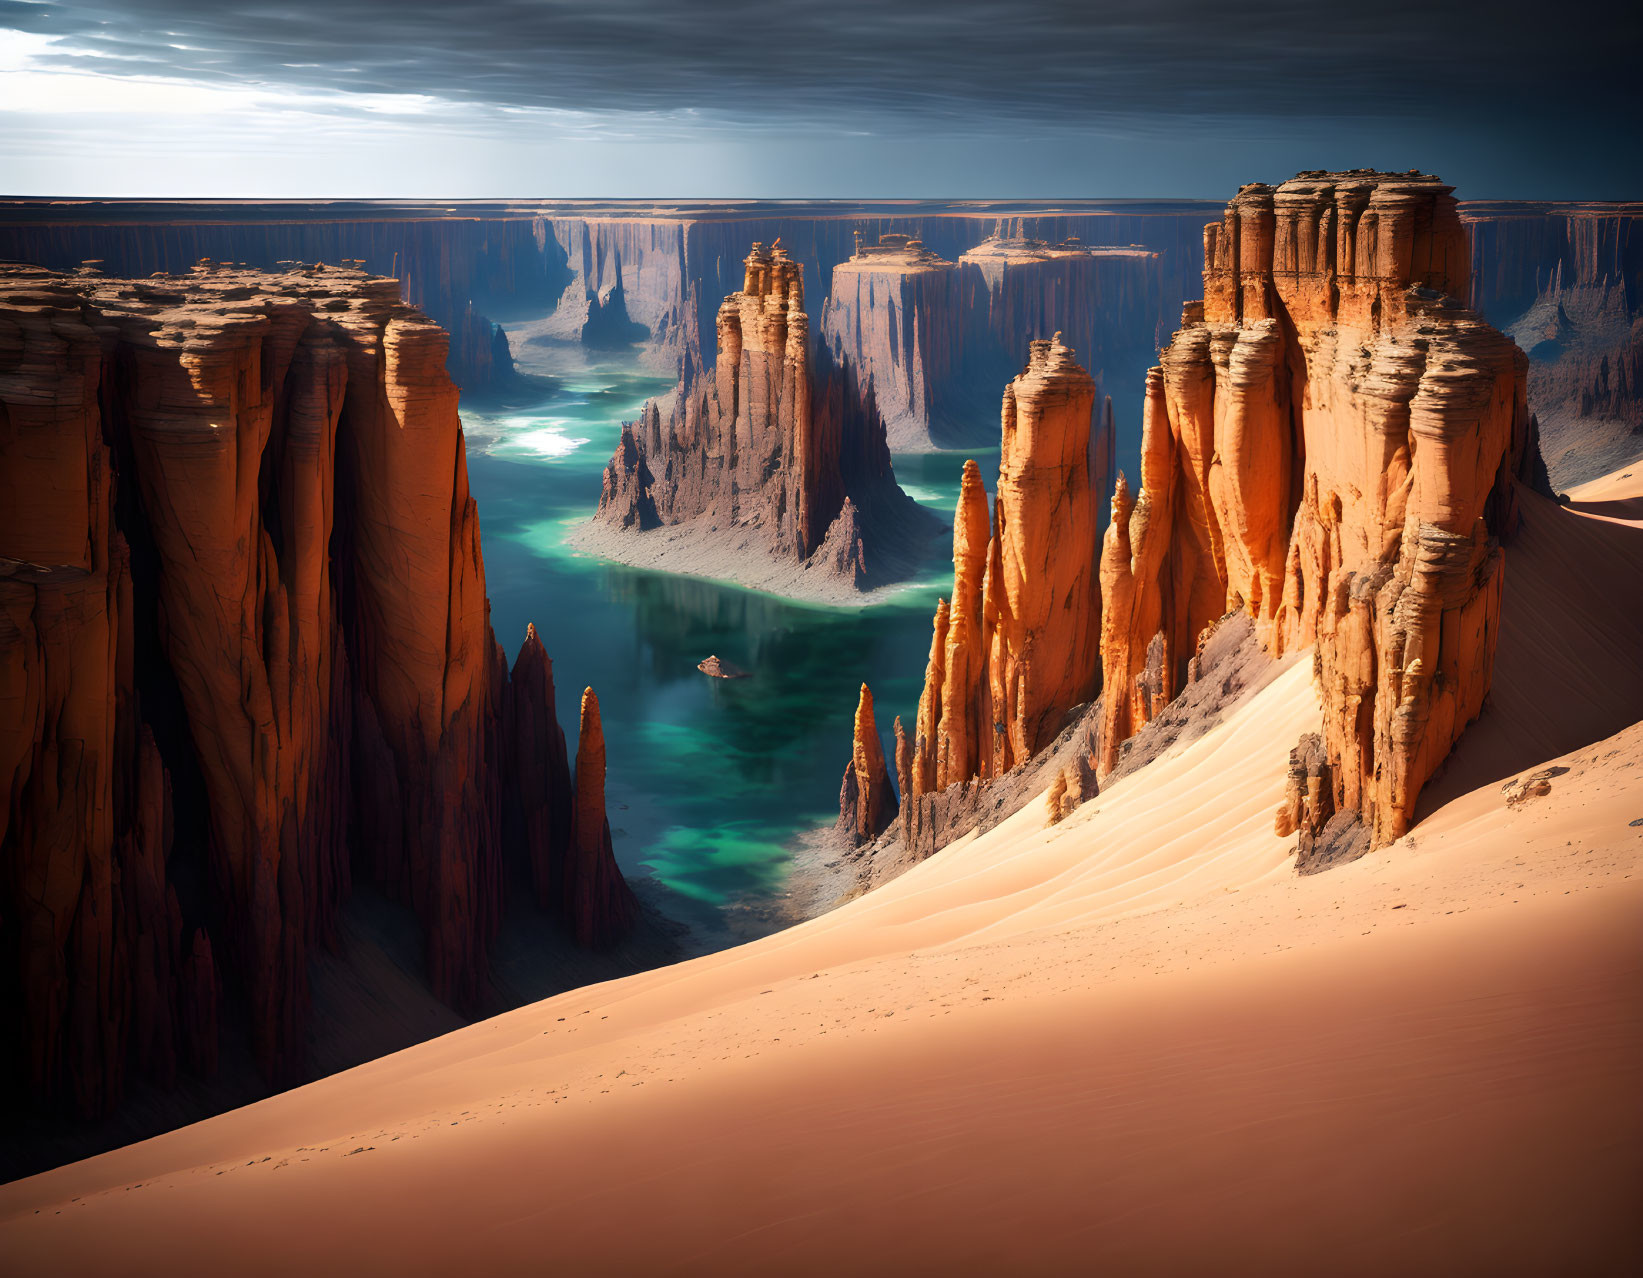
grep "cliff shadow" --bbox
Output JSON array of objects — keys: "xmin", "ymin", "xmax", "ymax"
[{"xmin": 1415, "ymin": 483, "xmax": 1643, "ymax": 819}]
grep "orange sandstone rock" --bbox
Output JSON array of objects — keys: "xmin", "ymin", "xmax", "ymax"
[
  {"xmin": 1095, "ymin": 171, "xmax": 1537, "ymax": 851},
  {"xmin": 899, "ymin": 336, "xmax": 1106, "ymax": 820},
  {"xmin": 837, "ymin": 684, "xmax": 898, "ymax": 846},
  {"xmin": 893, "ymin": 715, "xmax": 913, "ymax": 844},
  {"xmin": 912, "ymin": 598, "xmax": 950, "ymax": 799},
  {"xmin": 935, "ymin": 461, "xmax": 991, "ymax": 789},
  {"xmin": 983, "ymin": 336, "xmax": 1102, "ymax": 773}
]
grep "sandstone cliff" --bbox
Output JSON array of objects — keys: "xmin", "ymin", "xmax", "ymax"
[
  {"xmin": 504, "ymin": 625, "xmax": 573, "ymax": 911},
  {"xmin": 0, "ymin": 263, "xmax": 631, "ymax": 1118},
  {"xmin": 0, "ymin": 208, "xmax": 550, "ymax": 391},
  {"xmin": 593, "ymin": 242, "xmax": 934, "ymax": 592},
  {"xmin": 535, "ymin": 206, "xmax": 1214, "ymax": 387},
  {"xmin": 1097, "ymin": 171, "xmax": 1539, "ymax": 853},
  {"xmin": 11, "ymin": 200, "xmax": 1629, "ymax": 476}
]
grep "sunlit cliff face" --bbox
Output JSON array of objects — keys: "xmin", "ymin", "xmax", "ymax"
[{"xmin": 2, "ymin": 0, "xmax": 1639, "ymax": 197}]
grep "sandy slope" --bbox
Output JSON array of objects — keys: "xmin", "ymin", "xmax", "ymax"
[{"xmin": 3, "ymin": 476, "xmax": 1641, "ymax": 1276}]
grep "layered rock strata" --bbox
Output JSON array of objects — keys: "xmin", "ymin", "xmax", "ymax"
[
  {"xmin": 0, "ymin": 263, "xmax": 630, "ymax": 1118},
  {"xmin": 864, "ymin": 613, "xmax": 1276, "ymax": 889},
  {"xmin": 860, "ymin": 173, "xmax": 1543, "ymax": 873},
  {"xmin": 0, "ymin": 211, "xmax": 559, "ymax": 391},
  {"xmin": 837, "ymin": 684, "xmax": 898, "ymax": 847},
  {"xmin": 881, "ymin": 337, "xmax": 1107, "ymax": 847},
  {"xmin": 595, "ymin": 242, "xmax": 931, "ymax": 590},
  {"xmin": 1097, "ymin": 171, "xmax": 1539, "ymax": 850}
]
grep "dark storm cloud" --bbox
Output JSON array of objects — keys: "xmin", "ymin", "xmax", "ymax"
[{"xmin": 5, "ymin": 0, "xmax": 1639, "ymax": 134}]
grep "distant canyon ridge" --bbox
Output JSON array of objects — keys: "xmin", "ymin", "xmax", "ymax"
[{"xmin": 2, "ymin": 196, "xmax": 1636, "ymax": 481}]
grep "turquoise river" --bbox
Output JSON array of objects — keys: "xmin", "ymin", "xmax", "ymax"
[{"xmin": 461, "ymin": 349, "xmax": 1001, "ymax": 940}]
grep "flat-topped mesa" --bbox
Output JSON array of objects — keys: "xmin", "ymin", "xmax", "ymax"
[
  {"xmin": 959, "ymin": 235, "xmax": 1165, "ymax": 402},
  {"xmin": 959, "ymin": 234, "xmax": 1157, "ymax": 280},
  {"xmin": 1095, "ymin": 170, "xmax": 1540, "ymax": 853},
  {"xmin": 0, "ymin": 264, "xmax": 633, "ymax": 1118},
  {"xmin": 822, "ymin": 235, "xmax": 965, "ymax": 451},
  {"xmin": 845, "ymin": 230, "xmax": 948, "ymax": 266},
  {"xmin": 892, "ymin": 337, "xmax": 1105, "ymax": 826},
  {"xmin": 594, "ymin": 241, "xmax": 931, "ymax": 591}
]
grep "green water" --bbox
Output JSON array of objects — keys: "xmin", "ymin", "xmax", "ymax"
[{"xmin": 462, "ymin": 353, "xmax": 996, "ymax": 935}]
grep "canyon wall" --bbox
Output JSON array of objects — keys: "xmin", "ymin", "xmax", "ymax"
[
  {"xmin": 595, "ymin": 242, "xmax": 931, "ymax": 590},
  {"xmin": 821, "ymin": 233, "xmax": 1164, "ymax": 450},
  {"xmin": 956, "ymin": 238, "xmax": 1163, "ymax": 434},
  {"xmin": 0, "ymin": 201, "xmax": 1219, "ymax": 405},
  {"xmin": 1099, "ymin": 171, "xmax": 1538, "ymax": 857},
  {"xmin": 1464, "ymin": 202, "xmax": 1643, "ymax": 483},
  {"xmin": 0, "ymin": 263, "xmax": 631, "ymax": 1119},
  {"xmin": 820, "ymin": 235, "xmax": 970, "ymax": 450},
  {"xmin": 540, "ymin": 206, "xmax": 1213, "ymax": 387}
]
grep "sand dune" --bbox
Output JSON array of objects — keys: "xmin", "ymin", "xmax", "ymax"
[{"xmin": 3, "ymin": 475, "xmax": 1641, "ymax": 1275}]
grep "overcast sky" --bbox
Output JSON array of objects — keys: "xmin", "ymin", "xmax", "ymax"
[{"xmin": 2, "ymin": 0, "xmax": 1639, "ymax": 199}]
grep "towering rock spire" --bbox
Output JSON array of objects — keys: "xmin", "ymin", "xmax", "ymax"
[
  {"xmin": 934, "ymin": 460, "xmax": 991, "ymax": 789},
  {"xmin": 569, "ymin": 688, "xmax": 638, "ymax": 948},
  {"xmin": 893, "ymin": 335, "xmax": 1106, "ymax": 827},
  {"xmin": 983, "ymin": 334, "xmax": 1103, "ymax": 774},
  {"xmin": 912, "ymin": 598, "xmax": 950, "ymax": 798},
  {"xmin": 504, "ymin": 624, "xmax": 573, "ymax": 908},
  {"xmin": 893, "ymin": 715, "xmax": 914, "ymax": 845},
  {"xmin": 867, "ymin": 172, "xmax": 1541, "ymax": 873},
  {"xmin": 838, "ymin": 684, "xmax": 898, "ymax": 846}
]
